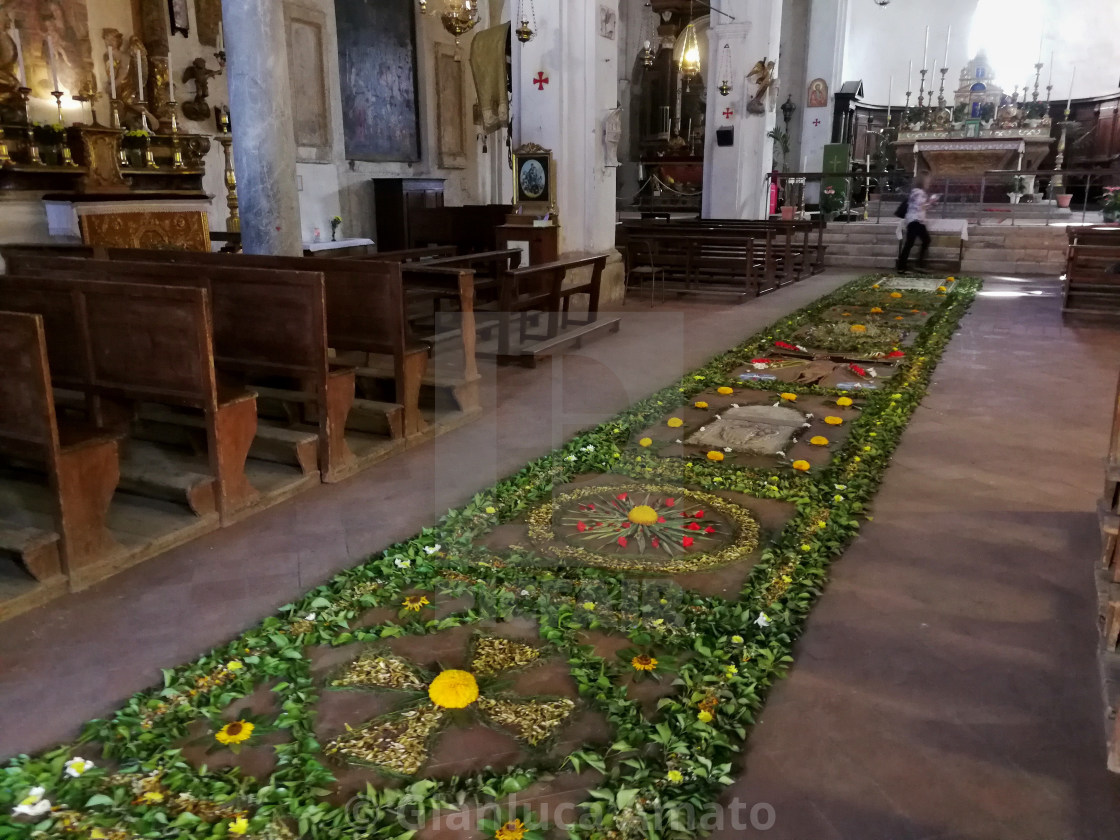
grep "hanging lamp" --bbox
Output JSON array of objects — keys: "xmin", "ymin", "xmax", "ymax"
[
  {"xmin": 419, "ymin": 0, "xmax": 480, "ymax": 41},
  {"xmin": 515, "ymin": 0, "xmax": 537, "ymax": 43},
  {"xmin": 679, "ymin": 2, "xmax": 702, "ymax": 88},
  {"xmin": 638, "ymin": 3, "xmax": 655, "ymax": 68},
  {"xmin": 718, "ymin": 43, "xmax": 732, "ymax": 95}
]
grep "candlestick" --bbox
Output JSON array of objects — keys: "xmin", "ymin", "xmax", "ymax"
[
  {"xmin": 922, "ymin": 26, "xmax": 929, "ymax": 70},
  {"xmin": 938, "ymin": 66, "xmax": 948, "ymax": 108},
  {"xmin": 11, "ymin": 25, "xmax": 25, "ymax": 86},
  {"xmin": 134, "ymin": 47, "xmax": 144, "ymax": 101},
  {"xmin": 47, "ymin": 35, "xmax": 60, "ymax": 93},
  {"xmin": 166, "ymin": 97, "xmax": 184, "ymax": 169},
  {"xmin": 18, "ymin": 88, "xmax": 41, "ymax": 165},
  {"xmin": 943, "ymin": 24, "xmax": 951, "ymax": 68},
  {"xmin": 166, "ymin": 49, "xmax": 174, "ymax": 99},
  {"xmin": 1032, "ymin": 62, "xmax": 1043, "ymax": 102},
  {"xmin": 917, "ymin": 67, "xmax": 928, "ymax": 108},
  {"xmin": 50, "ymin": 90, "xmax": 77, "ymax": 167},
  {"xmin": 907, "ymin": 59, "xmax": 913, "ymax": 94},
  {"xmin": 1046, "ymin": 52, "xmax": 1053, "ymax": 90}
]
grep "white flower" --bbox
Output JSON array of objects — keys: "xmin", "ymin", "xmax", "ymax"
[
  {"xmin": 674, "ymin": 439, "xmax": 682, "ymax": 444},
  {"xmin": 581, "ymin": 445, "xmax": 595, "ymax": 453},
  {"xmin": 64, "ymin": 757, "xmax": 93, "ymax": 778},
  {"xmin": 714, "ymin": 414, "xmax": 722, "ymax": 420},
  {"xmin": 699, "ymin": 426, "xmax": 707, "ymax": 432},
  {"xmin": 566, "ymin": 455, "xmax": 577, "ymax": 462},
  {"xmin": 724, "ymin": 447, "xmax": 733, "ymax": 453},
  {"xmin": 520, "ymin": 589, "xmax": 530, "ymax": 596},
  {"xmin": 755, "ymin": 613, "xmax": 772, "ymax": 628},
  {"xmin": 834, "ymin": 484, "xmax": 848, "ymax": 491},
  {"xmin": 805, "ymin": 413, "xmax": 814, "ymax": 419},
  {"xmin": 776, "ymin": 451, "xmax": 786, "ymax": 458},
  {"xmin": 752, "ymin": 363, "xmax": 769, "ymax": 370},
  {"xmin": 731, "ymin": 403, "xmax": 740, "ymax": 408},
  {"xmin": 802, "ymin": 423, "xmax": 812, "ymax": 429},
  {"xmin": 394, "ymin": 557, "xmax": 411, "ymax": 569},
  {"xmin": 423, "ymin": 544, "xmax": 441, "ymax": 555},
  {"xmin": 12, "ymin": 787, "xmax": 51, "ymax": 818},
  {"xmin": 869, "ymin": 369, "xmax": 879, "ymax": 378},
  {"xmin": 304, "ymin": 612, "xmax": 317, "ymax": 622}
]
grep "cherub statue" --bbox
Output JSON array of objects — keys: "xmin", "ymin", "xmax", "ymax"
[
  {"xmin": 181, "ymin": 56, "xmax": 223, "ymax": 121},
  {"xmin": 746, "ymin": 58, "xmax": 776, "ymax": 115}
]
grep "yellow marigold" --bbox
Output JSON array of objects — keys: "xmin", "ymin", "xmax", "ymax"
[
  {"xmin": 667, "ymin": 770, "xmax": 684, "ymax": 784},
  {"xmin": 229, "ymin": 818, "xmax": 250, "ymax": 836},
  {"xmin": 429, "ymin": 670, "xmax": 479, "ymax": 709},
  {"xmin": 631, "ymin": 654, "xmax": 658, "ymax": 672},
  {"xmin": 937, "ymin": 285, "xmax": 948, "ymax": 293},
  {"xmin": 850, "ymin": 324, "xmax": 867, "ymax": 333},
  {"xmin": 226, "ymin": 660, "xmax": 244, "ymax": 671},
  {"xmin": 824, "ymin": 416, "xmax": 843, "ymax": 426},
  {"xmin": 694, "ymin": 401, "xmax": 709, "ymax": 409},
  {"xmin": 890, "ymin": 291, "xmax": 903, "ymax": 298},
  {"xmin": 780, "ymin": 392, "xmax": 797, "ymax": 402},
  {"xmin": 791, "ymin": 460, "xmax": 811, "ymax": 472},
  {"xmin": 402, "ymin": 595, "xmax": 430, "ymax": 612},
  {"xmin": 667, "ymin": 417, "xmax": 684, "ymax": 428},
  {"xmin": 836, "ymin": 396, "xmax": 853, "ymax": 407},
  {"xmin": 707, "ymin": 451, "xmax": 725, "ymax": 462},
  {"xmin": 139, "ymin": 791, "xmax": 165, "ymax": 804},
  {"xmin": 946, "ymin": 276, "xmax": 955, "ymax": 282},
  {"xmin": 870, "ymin": 307, "xmax": 883, "ymax": 314},
  {"xmin": 639, "ymin": 437, "xmax": 653, "ymax": 448},
  {"xmin": 809, "ymin": 436, "xmax": 830, "ymax": 446},
  {"xmin": 628, "ymin": 505, "xmax": 659, "ymax": 526},
  {"xmin": 215, "ymin": 721, "xmax": 254, "ymax": 746},
  {"xmin": 717, "ymin": 386, "xmax": 734, "ymax": 396},
  {"xmin": 495, "ymin": 820, "xmax": 527, "ymax": 840},
  {"xmin": 871, "ymin": 284, "xmax": 881, "ymax": 289},
  {"xmin": 698, "ymin": 710, "xmax": 714, "ymax": 723}
]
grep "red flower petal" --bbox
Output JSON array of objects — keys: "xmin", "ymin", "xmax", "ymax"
[
  {"xmin": 617, "ymin": 494, "xmax": 628, "ymax": 501},
  {"xmin": 694, "ymin": 510, "xmax": 705, "ymax": 518},
  {"xmin": 577, "ymin": 522, "xmax": 587, "ymax": 532},
  {"xmin": 705, "ymin": 526, "xmax": 716, "ymax": 534},
  {"xmin": 618, "ymin": 536, "xmax": 628, "ymax": 547},
  {"xmin": 651, "ymin": 538, "xmax": 660, "ymax": 548},
  {"xmin": 665, "ymin": 498, "xmax": 676, "ymax": 507},
  {"xmin": 657, "ymin": 516, "xmax": 666, "ymax": 524},
  {"xmin": 682, "ymin": 537, "xmax": 694, "ymax": 548},
  {"xmin": 587, "ymin": 504, "xmax": 596, "ymax": 511},
  {"xmin": 686, "ymin": 522, "xmax": 702, "ymax": 531}
]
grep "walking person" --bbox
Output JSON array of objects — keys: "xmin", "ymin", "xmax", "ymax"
[{"xmin": 896, "ymin": 174, "xmax": 938, "ymax": 273}]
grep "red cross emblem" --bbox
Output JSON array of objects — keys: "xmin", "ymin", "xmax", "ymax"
[
  {"xmin": 533, "ymin": 72, "xmax": 549, "ymax": 90},
  {"xmin": 813, "ymin": 118, "xmax": 821, "ymax": 127},
  {"xmin": 723, "ymin": 108, "xmax": 734, "ymax": 119}
]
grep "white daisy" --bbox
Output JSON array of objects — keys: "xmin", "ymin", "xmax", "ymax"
[
  {"xmin": 755, "ymin": 613, "xmax": 772, "ymax": 628},
  {"xmin": 423, "ymin": 544, "xmax": 441, "ymax": 555},
  {"xmin": 394, "ymin": 557, "xmax": 411, "ymax": 569},
  {"xmin": 12, "ymin": 787, "xmax": 51, "ymax": 818},
  {"xmin": 64, "ymin": 758, "xmax": 93, "ymax": 778}
]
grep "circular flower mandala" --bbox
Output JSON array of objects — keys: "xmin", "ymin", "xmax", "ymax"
[{"xmin": 627, "ymin": 505, "xmax": 659, "ymax": 526}]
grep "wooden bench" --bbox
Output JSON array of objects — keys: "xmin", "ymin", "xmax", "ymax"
[
  {"xmin": 316, "ymin": 245, "xmax": 458, "ymax": 262},
  {"xmin": 406, "ymin": 204, "xmax": 512, "ymax": 251},
  {"xmin": 484, "ymin": 254, "xmax": 618, "ymax": 366},
  {"xmin": 0, "ymin": 276, "xmax": 259, "ymax": 524},
  {"xmin": 1064, "ymin": 226, "xmax": 1120, "ymax": 314},
  {"xmin": 0, "ymin": 310, "xmax": 121, "ymax": 586},
  {"xmin": 4, "ymin": 253, "xmax": 359, "ymax": 482}
]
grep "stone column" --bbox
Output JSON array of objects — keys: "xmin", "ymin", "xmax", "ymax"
[
  {"xmin": 220, "ymin": 0, "xmax": 302, "ymax": 256},
  {"xmin": 702, "ymin": 0, "xmax": 783, "ymax": 219},
  {"xmin": 512, "ymin": 0, "xmax": 624, "ymax": 302},
  {"xmin": 799, "ymin": 0, "xmax": 850, "ymax": 202}
]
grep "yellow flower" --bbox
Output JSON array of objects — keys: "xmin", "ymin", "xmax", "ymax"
[
  {"xmin": 639, "ymin": 437, "xmax": 653, "ymax": 447},
  {"xmin": 631, "ymin": 654, "xmax": 659, "ymax": 672},
  {"xmin": 139, "ymin": 791, "xmax": 165, "ymax": 804},
  {"xmin": 946, "ymin": 276, "xmax": 955, "ymax": 282},
  {"xmin": 628, "ymin": 505, "xmax": 659, "ymax": 526},
  {"xmin": 91, "ymin": 831, "xmax": 108, "ymax": 840},
  {"xmin": 667, "ymin": 770, "xmax": 684, "ymax": 784},
  {"xmin": 707, "ymin": 451, "xmax": 725, "ymax": 462},
  {"xmin": 215, "ymin": 721, "xmax": 254, "ymax": 746},
  {"xmin": 402, "ymin": 595, "xmax": 430, "ymax": 612},
  {"xmin": 871, "ymin": 284, "xmax": 880, "ymax": 289},
  {"xmin": 717, "ymin": 386, "xmax": 734, "ymax": 395},
  {"xmin": 780, "ymin": 392, "xmax": 797, "ymax": 402},
  {"xmin": 850, "ymin": 324, "xmax": 867, "ymax": 333},
  {"xmin": 895, "ymin": 316, "xmax": 904, "ymax": 320},
  {"xmin": 428, "ymin": 670, "xmax": 479, "ymax": 709},
  {"xmin": 836, "ymin": 397, "xmax": 853, "ymax": 407},
  {"xmin": 937, "ymin": 285, "xmax": 947, "ymax": 293},
  {"xmin": 697, "ymin": 710, "xmax": 713, "ymax": 723},
  {"xmin": 495, "ymin": 819, "xmax": 527, "ymax": 840},
  {"xmin": 824, "ymin": 416, "xmax": 843, "ymax": 426},
  {"xmin": 226, "ymin": 660, "xmax": 244, "ymax": 671},
  {"xmin": 229, "ymin": 817, "xmax": 250, "ymax": 836},
  {"xmin": 791, "ymin": 460, "xmax": 811, "ymax": 472},
  {"xmin": 694, "ymin": 401, "xmax": 709, "ymax": 409},
  {"xmin": 809, "ymin": 436, "xmax": 829, "ymax": 446},
  {"xmin": 582, "ymin": 601, "xmax": 596, "ymax": 611},
  {"xmin": 870, "ymin": 307, "xmax": 883, "ymax": 314},
  {"xmin": 485, "ymin": 506, "xmax": 497, "ymax": 514},
  {"xmin": 890, "ymin": 291, "xmax": 903, "ymax": 298},
  {"xmin": 667, "ymin": 417, "xmax": 684, "ymax": 428}
]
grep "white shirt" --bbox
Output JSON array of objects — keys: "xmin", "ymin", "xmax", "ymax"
[{"xmin": 905, "ymin": 187, "xmax": 930, "ymax": 225}]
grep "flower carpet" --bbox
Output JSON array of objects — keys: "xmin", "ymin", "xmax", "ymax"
[{"xmin": 0, "ymin": 275, "xmax": 978, "ymax": 840}]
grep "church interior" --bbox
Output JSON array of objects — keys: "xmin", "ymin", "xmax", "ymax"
[{"xmin": 3, "ymin": 0, "xmax": 1120, "ymax": 837}]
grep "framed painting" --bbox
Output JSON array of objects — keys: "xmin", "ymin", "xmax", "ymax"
[
  {"xmin": 285, "ymin": 2, "xmax": 332, "ymax": 162},
  {"xmin": 808, "ymin": 77, "xmax": 828, "ymax": 108},
  {"xmin": 169, "ymin": 0, "xmax": 190, "ymax": 36},
  {"xmin": 335, "ymin": 0, "xmax": 421, "ymax": 162},
  {"xmin": 4, "ymin": 0, "xmax": 96, "ymax": 98},
  {"xmin": 434, "ymin": 43, "xmax": 467, "ymax": 168},
  {"xmin": 513, "ymin": 144, "xmax": 554, "ymax": 213}
]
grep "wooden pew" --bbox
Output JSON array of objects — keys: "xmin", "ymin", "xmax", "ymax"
[
  {"xmin": 102, "ymin": 249, "xmax": 434, "ymax": 437},
  {"xmin": 621, "ymin": 232, "xmax": 772, "ymax": 301},
  {"xmin": 328, "ymin": 245, "xmax": 458, "ymax": 262},
  {"xmin": 488, "ymin": 254, "xmax": 617, "ymax": 367},
  {"xmin": 0, "ymin": 276, "xmax": 259, "ymax": 523},
  {"xmin": 1064, "ymin": 226, "xmax": 1120, "ymax": 314},
  {"xmin": 407, "ymin": 204, "xmax": 512, "ymax": 251},
  {"xmin": 4, "ymin": 253, "xmax": 359, "ymax": 482},
  {"xmin": 0, "ymin": 310, "xmax": 121, "ymax": 587}
]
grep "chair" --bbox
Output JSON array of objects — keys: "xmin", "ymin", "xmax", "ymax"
[{"xmin": 625, "ymin": 238, "xmax": 665, "ymax": 307}]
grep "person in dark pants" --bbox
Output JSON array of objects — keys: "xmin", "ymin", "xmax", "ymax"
[{"xmin": 897, "ymin": 174, "xmax": 938, "ymax": 273}]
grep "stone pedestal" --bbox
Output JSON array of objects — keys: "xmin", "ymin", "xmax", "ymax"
[
  {"xmin": 702, "ymin": 1, "xmax": 784, "ymax": 219},
  {"xmin": 221, "ymin": 0, "xmax": 302, "ymax": 256}
]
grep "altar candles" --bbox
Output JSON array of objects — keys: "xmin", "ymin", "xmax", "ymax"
[
  {"xmin": 943, "ymin": 25, "xmax": 951, "ymax": 68},
  {"xmin": 886, "ymin": 75, "xmax": 893, "ymax": 121},
  {"xmin": 1046, "ymin": 52, "xmax": 1053, "ymax": 91},
  {"xmin": 921, "ymin": 26, "xmax": 928, "ymax": 70},
  {"xmin": 107, "ymin": 46, "xmax": 116, "ymax": 99},
  {"xmin": 217, "ymin": 22, "xmax": 224, "ymax": 52},
  {"xmin": 47, "ymin": 35, "xmax": 60, "ymax": 92},
  {"xmin": 166, "ymin": 48, "xmax": 174, "ymax": 99},
  {"xmin": 1066, "ymin": 65, "xmax": 1076, "ymax": 113},
  {"xmin": 907, "ymin": 59, "xmax": 912, "ymax": 94},
  {"xmin": 10, "ymin": 25, "xmax": 25, "ymax": 86},
  {"xmin": 1037, "ymin": 33, "xmax": 1044, "ymax": 65},
  {"xmin": 134, "ymin": 47, "xmax": 143, "ymax": 100}
]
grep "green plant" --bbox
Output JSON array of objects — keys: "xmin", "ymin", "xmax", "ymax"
[
  {"xmin": 31, "ymin": 123, "xmax": 65, "ymax": 144},
  {"xmin": 766, "ymin": 127, "xmax": 790, "ymax": 171}
]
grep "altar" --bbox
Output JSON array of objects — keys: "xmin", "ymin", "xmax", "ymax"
[{"xmin": 895, "ymin": 129, "xmax": 1055, "ymax": 179}]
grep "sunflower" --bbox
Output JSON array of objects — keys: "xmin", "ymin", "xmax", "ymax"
[
  {"xmin": 631, "ymin": 655, "xmax": 658, "ymax": 672},
  {"xmin": 215, "ymin": 721, "xmax": 254, "ymax": 746},
  {"xmin": 824, "ymin": 416, "xmax": 843, "ymax": 426},
  {"xmin": 717, "ymin": 386, "xmax": 734, "ymax": 395},
  {"xmin": 667, "ymin": 417, "xmax": 684, "ymax": 428},
  {"xmin": 428, "ymin": 670, "xmax": 479, "ymax": 709},
  {"xmin": 495, "ymin": 820, "xmax": 527, "ymax": 840},
  {"xmin": 707, "ymin": 451, "xmax": 725, "ymax": 462},
  {"xmin": 402, "ymin": 595, "xmax": 430, "ymax": 612},
  {"xmin": 809, "ymin": 436, "xmax": 830, "ymax": 446}
]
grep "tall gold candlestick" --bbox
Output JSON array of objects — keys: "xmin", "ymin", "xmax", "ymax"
[{"xmin": 18, "ymin": 88, "xmax": 41, "ymax": 165}]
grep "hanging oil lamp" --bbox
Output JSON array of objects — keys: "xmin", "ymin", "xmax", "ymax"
[
  {"xmin": 515, "ymin": 0, "xmax": 536, "ymax": 43},
  {"xmin": 718, "ymin": 44, "xmax": 732, "ymax": 96},
  {"xmin": 679, "ymin": 1, "xmax": 701, "ymax": 90}
]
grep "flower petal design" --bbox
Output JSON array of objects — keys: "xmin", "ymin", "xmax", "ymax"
[
  {"xmin": 324, "ymin": 705, "xmax": 447, "ymax": 775},
  {"xmin": 471, "ymin": 637, "xmax": 542, "ymax": 677},
  {"xmin": 332, "ymin": 653, "xmax": 427, "ymax": 692},
  {"xmin": 476, "ymin": 696, "xmax": 576, "ymax": 746}
]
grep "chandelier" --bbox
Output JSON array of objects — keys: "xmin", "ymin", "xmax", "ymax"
[{"xmin": 419, "ymin": 0, "xmax": 480, "ymax": 40}]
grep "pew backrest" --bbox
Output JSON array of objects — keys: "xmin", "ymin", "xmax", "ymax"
[{"xmin": 0, "ymin": 311, "xmax": 58, "ymax": 464}]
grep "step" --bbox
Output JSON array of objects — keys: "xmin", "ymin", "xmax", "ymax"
[
  {"xmin": 116, "ymin": 441, "xmax": 218, "ymax": 517},
  {"xmin": 345, "ymin": 398, "xmax": 406, "ymax": 439},
  {"xmin": 0, "ymin": 524, "xmax": 62, "ymax": 583}
]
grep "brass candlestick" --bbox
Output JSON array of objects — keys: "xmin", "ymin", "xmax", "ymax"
[
  {"xmin": 0, "ymin": 124, "xmax": 11, "ymax": 166},
  {"xmin": 19, "ymin": 88, "xmax": 42, "ymax": 166},
  {"xmin": 937, "ymin": 67, "xmax": 948, "ymax": 108},
  {"xmin": 917, "ymin": 68, "xmax": 928, "ymax": 108},
  {"xmin": 109, "ymin": 99, "xmax": 130, "ymax": 168},
  {"xmin": 166, "ymin": 99, "xmax": 185, "ymax": 169},
  {"xmin": 216, "ymin": 132, "xmax": 240, "ymax": 233},
  {"xmin": 50, "ymin": 90, "xmax": 77, "ymax": 167},
  {"xmin": 1032, "ymin": 61, "xmax": 1043, "ymax": 102}
]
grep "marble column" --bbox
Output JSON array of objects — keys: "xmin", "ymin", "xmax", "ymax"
[
  {"xmin": 220, "ymin": 0, "xmax": 302, "ymax": 256},
  {"xmin": 702, "ymin": 0, "xmax": 784, "ymax": 219},
  {"xmin": 799, "ymin": 0, "xmax": 850, "ymax": 202}
]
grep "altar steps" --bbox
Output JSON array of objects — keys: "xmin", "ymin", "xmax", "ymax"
[{"xmin": 821, "ymin": 222, "xmax": 1068, "ymax": 277}]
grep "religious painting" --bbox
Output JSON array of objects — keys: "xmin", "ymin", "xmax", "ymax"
[
  {"xmin": 599, "ymin": 5, "xmax": 617, "ymax": 40},
  {"xmin": 168, "ymin": 0, "xmax": 190, "ymax": 37},
  {"xmin": 808, "ymin": 77, "xmax": 828, "ymax": 108},
  {"xmin": 0, "ymin": 0, "xmax": 96, "ymax": 99},
  {"xmin": 434, "ymin": 43, "xmax": 467, "ymax": 169},
  {"xmin": 513, "ymin": 144, "xmax": 553, "ymax": 211},
  {"xmin": 285, "ymin": 2, "xmax": 332, "ymax": 162},
  {"xmin": 193, "ymin": 0, "xmax": 222, "ymax": 48},
  {"xmin": 335, "ymin": 0, "xmax": 421, "ymax": 162}
]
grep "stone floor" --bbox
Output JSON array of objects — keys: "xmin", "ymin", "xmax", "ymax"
[{"xmin": 4, "ymin": 270, "xmax": 1120, "ymax": 838}]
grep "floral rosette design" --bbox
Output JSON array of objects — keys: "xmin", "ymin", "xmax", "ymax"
[
  {"xmin": 527, "ymin": 485, "xmax": 759, "ymax": 573},
  {"xmin": 324, "ymin": 636, "xmax": 576, "ymax": 776}
]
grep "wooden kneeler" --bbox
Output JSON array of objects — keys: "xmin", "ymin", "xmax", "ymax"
[{"xmin": 0, "ymin": 311, "xmax": 122, "ymax": 584}]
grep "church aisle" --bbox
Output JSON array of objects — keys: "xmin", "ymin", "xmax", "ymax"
[
  {"xmin": 714, "ymin": 277, "xmax": 1120, "ymax": 840},
  {"xmin": 0, "ymin": 273, "xmax": 858, "ymax": 760}
]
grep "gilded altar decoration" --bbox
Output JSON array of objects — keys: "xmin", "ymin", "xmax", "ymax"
[{"xmin": 78, "ymin": 205, "xmax": 211, "ymax": 251}]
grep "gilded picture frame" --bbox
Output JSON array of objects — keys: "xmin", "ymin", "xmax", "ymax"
[{"xmin": 512, "ymin": 144, "xmax": 555, "ymax": 213}]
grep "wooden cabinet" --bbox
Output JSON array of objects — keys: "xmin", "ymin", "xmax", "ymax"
[
  {"xmin": 371, "ymin": 178, "xmax": 446, "ymax": 251},
  {"xmin": 495, "ymin": 223, "xmax": 560, "ymax": 267}
]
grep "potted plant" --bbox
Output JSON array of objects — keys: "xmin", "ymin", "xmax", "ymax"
[
  {"xmin": 951, "ymin": 103, "xmax": 967, "ymax": 130},
  {"xmin": 1008, "ymin": 175, "xmax": 1026, "ymax": 204},
  {"xmin": 1102, "ymin": 186, "xmax": 1120, "ymax": 223},
  {"xmin": 32, "ymin": 122, "xmax": 66, "ymax": 165},
  {"xmin": 821, "ymin": 184, "xmax": 846, "ymax": 220},
  {"xmin": 121, "ymin": 129, "xmax": 151, "ymax": 168}
]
